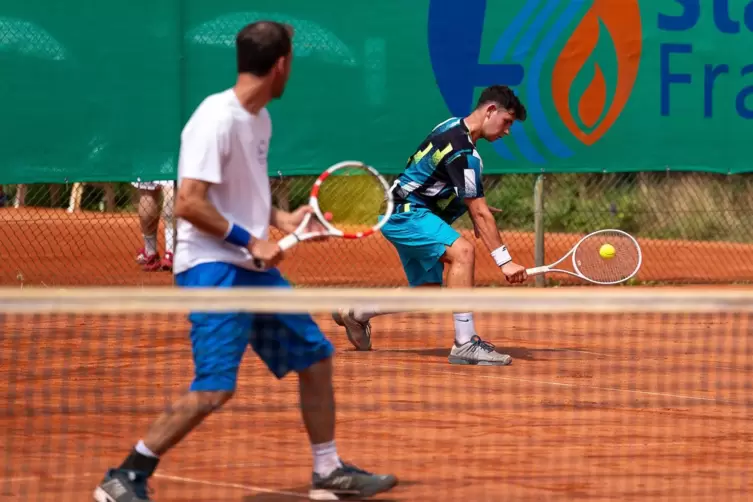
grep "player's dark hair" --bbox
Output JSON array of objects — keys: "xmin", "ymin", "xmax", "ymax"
[
  {"xmin": 235, "ymin": 21, "xmax": 293, "ymax": 76},
  {"xmin": 476, "ymin": 85, "xmax": 527, "ymax": 121}
]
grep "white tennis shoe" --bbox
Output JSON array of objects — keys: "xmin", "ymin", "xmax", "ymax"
[
  {"xmin": 332, "ymin": 309, "xmax": 372, "ymax": 351},
  {"xmin": 448, "ymin": 335, "xmax": 512, "ymax": 365}
]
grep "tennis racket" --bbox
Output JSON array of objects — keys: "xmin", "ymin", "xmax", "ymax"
[
  {"xmin": 254, "ymin": 161, "xmax": 394, "ymax": 268},
  {"xmin": 525, "ymin": 229, "xmax": 642, "ymax": 285}
]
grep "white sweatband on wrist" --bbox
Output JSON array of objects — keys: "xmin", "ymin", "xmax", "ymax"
[{"xmin": 491, "ymin": 245, "xmax": 512, "ymax": 267}]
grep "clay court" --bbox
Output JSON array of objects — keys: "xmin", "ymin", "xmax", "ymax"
[
  {"xmin": 1, "ymin": 308, "xmax": 751, "ymax": 501},
  {"xmin": 3, "ymin": 208, "xmax": 753, "ymax": 287},
  {"xmin": 1, "ymin": 209, "xmax": 752, "ymax": 500}
]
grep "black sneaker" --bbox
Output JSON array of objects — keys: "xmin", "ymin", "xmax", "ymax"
[
  {"xmin": 309, "ymin": 462, "xmax": 397, "ymax": 500},
  {"xmin": 93, "ymin": 469, "xmax": 153, "ymax": 501}
]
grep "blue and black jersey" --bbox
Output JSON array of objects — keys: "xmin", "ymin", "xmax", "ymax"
[{"xmin": 391, "ymin": 118, "xmax": 484, "ymax": 224}]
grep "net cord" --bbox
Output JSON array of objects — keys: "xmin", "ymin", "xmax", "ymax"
[{"xmin": 1, "ymin": 287, "xmax": 752, "ymax": 314}]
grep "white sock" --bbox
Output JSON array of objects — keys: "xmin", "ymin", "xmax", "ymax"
[
  {"xmin": 352, "ymin": 306, "xmax": 382, "ymax": 323},
  {"xmin": 143, "ymin": 234, "xmax": 158, "ymax": 256},
  {"xmin": 135, "ymin": 439, "xmax": 159, "ymax": 458},
  {"xmin": 164, "ymin": 224, "xmax": 175, "ymax": 254},
  {"xmin": 312, "ymin": 440, "xmax": 342, "ymax": 477},
  {"xmin": 453, "ymin": 312, "xmax": 476, "ymax": 345}
]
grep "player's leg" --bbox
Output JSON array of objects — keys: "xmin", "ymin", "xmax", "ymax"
[
  {"xmin": 159, "ymin": 181, "xmax": 175, "ymax": 271},
  {"xmin": 133, "ymin": 183, "xmax": 162, "ymax": 270},
  {"xmin": 331, "ymin": 210, "xmax": 446, "ymax": 350},
  {"xmin": 377, "ymin": 219, "xmax": 488, "ymax": 349},
  {"xmin": 340, "ymin": 208, "xmax": 511, "ymax": 365},
  {"xmin": 442, "ymin": 238, "xmax": 512, "ymax": 365},
  {"xmin": 331, "ymin": 282, "xmax": 439, "ymax": 350},
  {"xmin": 335, "ymin": 208, "xmax": 467, "ymax": 342},
  {"xmin": 93, "ymin": 263, "xmax": 250, "ymax": 502},
  {"xmin": 247, "ymin": 267, "xmax": 398, "ymax": 499}
]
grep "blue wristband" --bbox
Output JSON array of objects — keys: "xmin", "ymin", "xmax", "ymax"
[{"xmin": 225, "ymin": 223, "xmax": 251, "ymax": 247}]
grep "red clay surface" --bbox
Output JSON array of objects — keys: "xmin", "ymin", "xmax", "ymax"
[
  {"xmin": 3, "ymin": 208, "xmax": 753, "ymax": 287},
  {"xmin": 1, "ymin": 311, "xmax": 751, "ymax": 501},
  {"xmin": 1, "ymin": 209, "xmax": 752, "ymax": 500}
]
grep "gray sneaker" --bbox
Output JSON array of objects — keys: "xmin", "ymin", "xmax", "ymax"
[
  {"xmin": 309, "ymin": 462, "xmax": 397, "ymax": 500},
  {"xmin": 448, "ymin": 335, "xmax": 512, "ymax": 366},
  {"xmin": 332, "ymin": 309, "xmax": 372, "ymax": 351},
  {"xmin": 93, "ymin": 469, "xmax": 152, "ymax": 501}
]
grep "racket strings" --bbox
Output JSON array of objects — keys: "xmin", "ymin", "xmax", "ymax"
[
  {"xmin": 316, "ymin": 166, "xmax": 387, "ymax": 232},
  {"xmin": 573, "ymin": 232, "xmax": 641, "ymax": 283}
]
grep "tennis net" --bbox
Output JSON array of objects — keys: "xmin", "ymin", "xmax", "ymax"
[{"xmin": 2, "ymin": 287, "xmax": 752, "ymax": 501}]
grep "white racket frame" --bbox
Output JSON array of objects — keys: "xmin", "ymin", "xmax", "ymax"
[
  {"xmin": 276, "ymin": 160, "xmax": 394, "ymax": 251},
  {"xmin": 525, "ymin": 229, "xmax": 643, "ymax": 285}
]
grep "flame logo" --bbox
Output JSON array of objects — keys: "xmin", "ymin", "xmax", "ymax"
[{"xmin": 552, "ymin": 0, "xmax": 642, "ymax": 145}]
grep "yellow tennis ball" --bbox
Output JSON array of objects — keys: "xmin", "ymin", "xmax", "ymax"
[{"xmin": 599, "ymin": 243, "xmax": 616, "ymax": 259}]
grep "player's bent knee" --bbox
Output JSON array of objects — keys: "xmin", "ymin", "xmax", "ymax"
[{"xmin": 444, "ymin": 237, "xmax": 475, "ymax": 266}]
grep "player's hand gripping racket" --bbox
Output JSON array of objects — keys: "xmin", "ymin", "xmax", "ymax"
[
  {"xmin": 254, "ymin": 161, "xmax": 394, "ymax": 268},
  {"xmin": 525, "ymin": 229, "xmax": 642, "ymax": 285}
]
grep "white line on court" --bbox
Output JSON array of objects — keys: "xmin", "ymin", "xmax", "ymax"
[
  {"xmin": 0, "ymin": 471, "xmax": 305, "ymax": 499},
  {"xmin": 367, "ymin": 361, "xmax": 719, "ymax": 402},
  {"xmin": 0, "ymin": 473, "xmax": 94, "ymax": 483},
  {"xmin": 156, "ymin": 472, "xmax": 308, "ymax": 498},
  {"xmin": 545, "ymin": 348, "xmax": 608, "ymax": 356},
  {"xmin": 164, "ymin": 440, "xmax": 696, "ymax": 475},
  {"xmin": 0, "ymin": 476, "xmax": 45, "ymax": 483}
]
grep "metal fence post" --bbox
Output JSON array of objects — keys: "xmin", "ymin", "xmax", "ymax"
[{"xmin": 534, "ymin": 174, "xmax": 545, "ymax": 288}]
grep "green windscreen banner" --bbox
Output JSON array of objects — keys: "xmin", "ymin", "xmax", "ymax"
[{"xmin": 1, "ymin": 0, "xmax": 752, "ymax": 183}]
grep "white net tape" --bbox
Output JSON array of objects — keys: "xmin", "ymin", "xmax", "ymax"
[{"xmin": 2, "ymin": 287, "xmax": 753, "ymax": 314}]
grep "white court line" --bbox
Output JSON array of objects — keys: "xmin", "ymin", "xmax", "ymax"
[
  {"xmin": 0, "ymin": 440, "xmax": 705, "ymax": 487},
  {"xmin": 0, "ymin": 471, "xmax": 305, "ymax": 499},
  {"xmin": 0, "ymin": 472, "xmax": 93, "ymax": 483},
  {"xmin": 0, "ymin": 476, "xmax": 44, "ymax": 483},
  {"xmin": 545, "ymin": 348, "xmax": 608, "ymax": 356},
  {"xmin": 368, "ymin": 361, "xmax": 719, "ymax": 402},
  {"xmin": 375, "ymin": 347, "xmax": 608, "ymax": 357},
  {"xmin": 156, "ymin": 472, "xmax": 308, "ymax": 498}
]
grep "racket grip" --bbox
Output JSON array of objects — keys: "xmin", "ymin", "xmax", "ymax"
[
  {"xmin": 525, "ymin": 266, "xmax": 549, "ymax": 276},
  {"xmin": 277, "ymin": 234, "xmax": 299, "ymax": 251}
]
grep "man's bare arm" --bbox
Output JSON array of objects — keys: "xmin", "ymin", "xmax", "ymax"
[
  {"xmin": 176, "ymin": 178, "xmax": 281, "ymax": 264},
  {"xmin": 175, "ymin": 179, "xmax": 231, "ymax": 238},
  {"xmin": 465, "ymin": 197, "xmax": 504, "ymax": 252},
  {"xmin": 465, "ymin": 197, "xmax": 527, "ymax": 283}
]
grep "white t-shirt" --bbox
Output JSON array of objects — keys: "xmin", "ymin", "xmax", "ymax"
[{"xmin": 173, "ymin": 89, "xmax": 272, "ymax": 275}]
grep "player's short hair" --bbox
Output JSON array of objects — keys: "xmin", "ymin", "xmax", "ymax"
[
  {"xmin": 235, "ymin": 21, "xmax": 294, "ymax": 76},
  {"xmin": 476, "ymin": 85, "xmax": 527, "ymax": 121}
]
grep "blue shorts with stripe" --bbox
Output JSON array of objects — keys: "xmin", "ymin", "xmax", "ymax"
[
  {"xmin": 175, "ymin": 262, "xmax": 334, "ymax": 392},
  {"xmin": 380, "ymin": 204, "xmax": 461, "ymax": 287}
]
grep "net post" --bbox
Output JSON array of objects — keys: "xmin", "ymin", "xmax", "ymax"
[{"xmin": 534, "ymin": 174, "xmax": 545, "ymax": 288}]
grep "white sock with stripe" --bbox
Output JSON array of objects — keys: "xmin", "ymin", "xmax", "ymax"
[
  {"xmin": 312, "ymin": 440, "xmax": 342, "ymax": 478},
  {"xmin": 453, "ymin": 312, "xmax": 475, "ymax": 345}
]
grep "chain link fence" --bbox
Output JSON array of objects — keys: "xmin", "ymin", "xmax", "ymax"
[{"xmin": 2, "ymin": 172, "xmax": 753, "ymax": 287}]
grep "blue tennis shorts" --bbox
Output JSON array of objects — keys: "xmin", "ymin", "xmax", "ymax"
[
  {"xmin": 380, "ymin": 207, "xmax": 461, "ymax": 286},
  {"xmin": 175, "ymin": 262, "xmax": 334, "ymax": 392}
]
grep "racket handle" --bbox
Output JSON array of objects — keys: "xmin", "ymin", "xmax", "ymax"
[
  {"xmin": 250, "ymin": 234, "xmax": 298, "ymax": 270},
  {"xmin": 278, "ymin": 234, "xmax": 299, "ymax": 251},
  {"xmin": 525, "ymin": 266, "xmax": 550, "ymax": 276}
]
